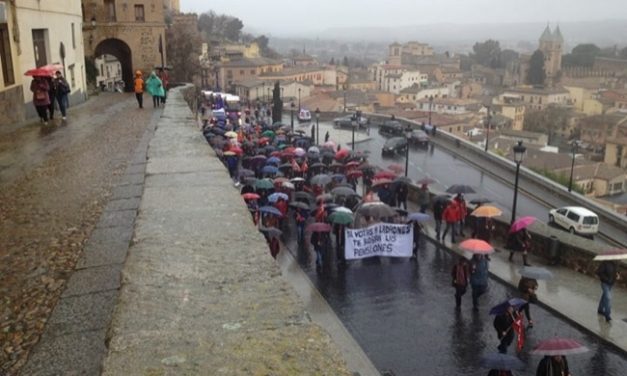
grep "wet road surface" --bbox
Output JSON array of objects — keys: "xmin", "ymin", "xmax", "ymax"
[
  {"xmin": 283, "ymin": 233, "xmax": 627, "ymax": 375},
  {"xmin": 0, "ymin": 93, "xmax": 156, "ymax": 373}
]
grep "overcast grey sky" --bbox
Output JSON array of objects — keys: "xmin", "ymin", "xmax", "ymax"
[{"xmin": 181, "ymin": 0, "xmax": 627, "ymax": 35}]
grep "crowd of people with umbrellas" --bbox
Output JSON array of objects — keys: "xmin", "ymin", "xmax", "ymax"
[{"xmin": 200, "ymin": 102, "xmax": 621, "ymax": 375}]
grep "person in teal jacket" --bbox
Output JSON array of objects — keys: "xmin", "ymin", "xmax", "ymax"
[{"xmin": 145, "ymin": 71, "xmax": 165, "ymax": 108}]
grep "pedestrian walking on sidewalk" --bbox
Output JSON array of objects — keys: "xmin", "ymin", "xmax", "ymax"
[
  {"xmin": 596, "ymin": 260, "xmax": 619, "ymax": 323},
  {"xmin": 416, "ymin": 184, "xmax": 430, "ymax": 213},
  {"xmin": 518, "ymin": 276, "xmax": 538, "ymax": 328},
  {"xmin": 146, "ymin": 71, "xmax": 165, "ymax": 108},
  {"xmin": 470, "ymin": 254, "xmax": 489, "ymax": 311},
  {"xmin": 535, "ymin": 355, "xmax": 571, "ymax": 376},
  {"xmin": 310, "ymin": 231, "xmax": 326, "ymax": 270},
  {"xmin": 442, "ymin": 200, "xmax": 459, "ymax": 243},
  {"xmin": 433, "ymin": 197, "xmax": 448, "ymax": 240},
  {"xmin": 134, "ymin": 71, "xmax": 144, "ymax": 108},
  {"xmin": 396, "ymin": 182, "xmax": 408, "ymax": 210},
  {"xmin": 411, "ymin": 221, "xmax": 423, "ymax": 259},
  {"xmin": 507, "ymin": 228, "xmax": 532, "ymax": 266},
  {"xmin": 47, "ymin": 77, "xmax": 56, "ymax": 120},
  {"xmin": 53, "ymin": 71, "xmax": 70, "ymax": 120},
  {"xmin": 30, "ymin": 76, "xmax": 51, "ymax": 124},
  {"xmin": 493, "ymin": 303, "xmax": 521, "ymax": 354},
  {"xmin": 295, "ymin": 208, "xmax": 307, "ymax": 244},
  {"xmin": 451, "ymin": 256, "xmax": 470, "ymax": 309},
  {"xmin": 455, "ymin": 193, "xmax": 467, "ymax": 236},
  {"xmin": 325, "ymin": 131, "xmax": 330, "ymax": 142}
]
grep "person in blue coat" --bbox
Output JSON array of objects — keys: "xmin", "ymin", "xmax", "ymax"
[{"xmin": 470, "ymin": 254, "xmax": 489, "ymax": 311}]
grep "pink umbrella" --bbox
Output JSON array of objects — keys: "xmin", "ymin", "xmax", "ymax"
[
  {"xmin": 531, "ymin": 338, "xmax": 589, "ymax": 356},
  {"xmin": 323, "ymin": 140, "xmax": 336, "ymax": 149},
  {"xmin": 509, "ymin": 216, "xmax": 537, "ymax": 233},
  {"xmin": 387, "ymin": 164, "xmax": 405, "ymax": 174},
  {"xmin": 306, "ymin": 222, "xmax": 332, "ymax": 233},
  {"xmin": 294, "ymin": 147, "xmax": 306, "ymax": 157},
  {"xmin": 459, "ymin": 239, "xmax": 494, "ymax": 254}
]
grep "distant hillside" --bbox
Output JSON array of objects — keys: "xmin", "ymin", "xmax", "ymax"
[{"xmin": 313, "ymin": 20, "xmax": 627, "ymax": 51}]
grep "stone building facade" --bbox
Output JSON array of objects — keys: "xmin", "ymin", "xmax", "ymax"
[
  {"xmin": 82, "ymin": 0, "xmax": 167, "ymax": 90},
  {"xmin": 1, "ymin": 0, "xmax": 87, "ymax": 126},
  {"xmin": 538, "ymin": 25, "xmax": 563, "ymax": 85}
]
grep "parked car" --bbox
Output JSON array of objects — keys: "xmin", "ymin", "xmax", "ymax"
[
  {"xmin": 409, "ymin": 130, "xmax": 430, "ymax": 147},
  {"xmin": 382, "ymin": 137, "xmax": 408, "ymax": 156},
  {"xmin": 548, "ymin": 206, "xmax": 599, "ymax": 237},
  {"xmin": 378, "ymin": 120, "xmax": 405, "ymax": 136},
  {"xmin": 333, "ymin": 115, "xmax": 368, "ymax": 129}
]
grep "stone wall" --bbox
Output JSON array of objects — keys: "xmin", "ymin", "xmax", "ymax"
[{"xmin": 0, "ymin": 86, "xmax": 25, "ymax": 127}]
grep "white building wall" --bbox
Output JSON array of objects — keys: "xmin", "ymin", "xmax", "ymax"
[{"xmin": 16, "ymin": 0, "xmax": 87, "ymax": 116}]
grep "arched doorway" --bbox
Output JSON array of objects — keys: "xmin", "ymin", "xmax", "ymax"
[{"xmin": 94, "ymin": 38, "xmax": 133, "ymax": 91}]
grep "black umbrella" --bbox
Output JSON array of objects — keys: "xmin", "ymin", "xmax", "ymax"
[
  {"xmin": 470, "ymin": 197, "xmax": 492, "ymax": 205},
  {"xmin": 356, "ymin": 202, "xmax": 397, "ymax": 219},
  {"xmin": 394, "ymin": 176, "xmax": 412, "ymax": 184},
  {"xmin": 446, "ymin": 184, "xmax": 476, "ymax": 194},
  {"xmin": 289, "ymin": 201, "xmax": 310, "ymax": 210},
  {"xmin": 331, "ymin": 186, "xmax": 357, "ymax": 197},
  {"xmin": 259, "ymin": 226, "xmax": 282, "ymax": 238},
  {"xmin": 294, "ymin": 191, "xmax": 315, "ymax": 204},
  {"xmin": 433, "ymin": 194, "xmax": 452, "ymax": 204},
  {"xmin": 311, "ymin": 174, "xmax": 332, "ymax": 186}
]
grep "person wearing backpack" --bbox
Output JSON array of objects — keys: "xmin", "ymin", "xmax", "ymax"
[
  {"xmin": 53, "ymin": 71, "xmax": 70, "ymax": 120},
  {"xmin": 451, "ymin": 256, "xmax": 470, "ymax": 309},
  {"xmin": 30, "ymin": 76, "xmax": 51, "ymax": 124}
]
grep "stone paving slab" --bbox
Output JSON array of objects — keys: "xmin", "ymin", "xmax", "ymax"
[
  {"xmin": 117, "ymin": 172, "xmax": 145, "ymax": 186},
  {"xmin": 125, "ymin": 163, "xmax": 147, "ymax": 175},
  {"xmin": 110, "ymin": 184, "xmax": 144, "ymax": 199},
  {"xmin": 76, "ymin": 237, "xmax": 130, "ymax": 269},
  {"xmin": 46, "ymin": 290, "xmax": 118, "ymax": 337},
  {"xmin": 96, "ymin": 209, "xmax": 137, "ymax": 229},
  {"xmin": 19, "ymin": 329, "xmax": 107, "ymax": 376},
  {"xmin": 87, "ymin": 226, "xmax": 133, "ymax": 246},
  {"xmin": 61, "ymin": 264, "xmax": 123, "ymax": 298},
  {"xmin": 103, "ymin": 197, "xmax": 142, "ymax": 212}
]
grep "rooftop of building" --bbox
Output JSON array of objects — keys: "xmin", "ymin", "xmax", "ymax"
[
  {"xmin": 503, "ymin": 86, "xmax": 570, "ymax": 95},
  {"xmin": 220, "ymin": 57, "xmax": 282, "ymax": 68}
]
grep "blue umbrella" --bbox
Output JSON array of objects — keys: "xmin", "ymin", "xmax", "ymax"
[
  {"xmin": 408, "ymin": 212, "xmax": 431, "ymax": 222},
  {"xmin": 489, "ymin": 298, "xmax": 527, "ymax": 315},
  {"xmin": 518, "ymin": 266, "xmax": 554, "ymax": 280},
  {"xmin": 331, "ymin": 173, "xmax": 347, "ymax": 182},
  {"xmin": 480, "ymin": 353, "xmax": 525, "ymax": 371},
  {"xmin": 268, "ymin": 192, "xmax": 289, "ymax": 203},
  {"xmin": 259, "ymin": 206, "xmax": 283, "ymax": 217},
  {"xmin": 261, "ymin": 165, "xmax": 279, "ymax": 175},
  {"xmin": 266, "ymin": 156, "xmax": 281, "ymax": 165}
]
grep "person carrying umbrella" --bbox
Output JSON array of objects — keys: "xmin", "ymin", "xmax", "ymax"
[
  {"xmin": 417, "ymin": 184, "xmax": 430, "ymax": 213},
  {"xmin": 507, "ymin": 228, "xmax": 532, "ymax": 266},
  {"xmin": 493, "ymin": 302, "xmax": 521, "ymax": 354},
  {"xmin": 470, "ymin": 254, "xmax": 489, "ymax": 311},
  {"xmin": 396, "ymin": 182, "xmax": 409, "ymax": 210},
  {"xmin": 411, "ymin": 220, "xmax": 424, "ymax": 259},
  {"xmin": 518, "ymin": 276, "xmax": 539, "ymax": 328},
  {"xmin": 596, "ymin": 260, "xmax": 620, "ymax": 323},
  {"xmin": 442, "ymin": 200, "xmax": 460, "ymax": 243},
  {"xmin": 433, "ymin": 196, "xmax": 448, "ymax": 241},
  {"xmin": 451, "ymin": 256, "xmax": 470, "ymax": 309},
  {"xmin": 455, "ymin": 193, "xmax": 468, "ymax": 237},
  {"xmin": 30, "ymin": 76, "xmax": 51, "ymax": 124},
  {"xmin": 333, "ymin": 223, "xmax": 346, "ymax": 263},
  {"xmin": 52, "ymin": 71, "xmax": 70, "ymax": 120},
  {"xmin": 294, "ymin": 207, "xmax": 308, "ymax": 243},
  {"xmin": 535, "ymin": 355, "xmax": 571, "ymax": 376},
  {"xmin": 310, "ymin": 230, "xmax": 327, "ymax": 269},
  {"xmin": 274, "ymin": 198, "xmax": 289, "ymax": 228}
]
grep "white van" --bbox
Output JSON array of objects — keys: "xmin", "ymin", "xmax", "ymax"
[{"xmin": 548, "ymin": 206, "xmax": 599, "ymax": 236}]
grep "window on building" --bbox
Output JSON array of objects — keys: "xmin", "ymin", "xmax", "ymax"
[
  {"xmin": 71, "ymin": 23, "xmax": 76, "ymax": 49},
  {"xmin": 134, "ymin": 4, "xmax": 145, "ymax": 22},
  {"xmin": 105, "ymin": 0, "xmax": 116, "ymax": 22},
  {"xmin": 68, "ymin": 64, "xmax": 75, "ymax": 88},
  {"xmin": 32, "ymin": 29, "xmax": 48, "ymax": 67},
  {"xmin": 239, "ymin": 70, "xmax": 244, "ymax": 75},
  {"xmin": 0, "ymin": 22, "xmax": 15, "ymax": 85}
]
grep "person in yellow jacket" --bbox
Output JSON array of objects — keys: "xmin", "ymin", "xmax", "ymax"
[{"xmin": 134, "ymin": 70, "xmax": 144, "ymax": 108}]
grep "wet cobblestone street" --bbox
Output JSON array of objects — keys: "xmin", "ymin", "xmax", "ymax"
[{"xmin": 0, "ymin": 93, "xmax": 156, "ymax": 374}]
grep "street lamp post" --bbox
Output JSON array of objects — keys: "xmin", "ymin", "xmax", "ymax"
[
  {"xmin": 262, "ymin": 82, "xmax": 265, "ymax": 103},
  {"xmin": 511, "ymin": 141, "xmax": 527, "ymax": 224},
  {"xmin": 568, "ymin": 141, "xmax": 579, "ymax": 192},
  {"xmin": 428, "ymin": 95, "xmax": 434, "ymax": 126},
  {"xmin": 351, "ymin": 110, "xmax": 359, "ymax": 151},
  {"xmin": 315, "ymin": 108, "xmax": 320, "ymax": 145},
  {"xmin": 484, "ymin": 105, "xmax": 491, "ymax": 152},
  {"xmin": 290, "ymin": 102, "xmax": 295, "ymax": 131},
  {"xmin": 298, "ymin": 88, "xmax": 301, "ymax": 110},
  {"xmin": 281, "ymin": 87, "xmax": 284, "ymax": 101},
  {"xmin": 405, "ymin": 131, "xmax": 410, "ymax": 177}
]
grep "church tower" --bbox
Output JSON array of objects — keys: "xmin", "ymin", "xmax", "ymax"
[{"xmin": 538, "ymin": 24, "xmax": 563, "ymax": 85}]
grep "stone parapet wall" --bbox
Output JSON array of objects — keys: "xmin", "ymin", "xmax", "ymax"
[{"xmin": 0, "ymin": 85, "xmax": 25, "ymax": 127}]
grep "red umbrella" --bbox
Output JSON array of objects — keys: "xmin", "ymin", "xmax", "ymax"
[
  {"xmin": 374, "ymin": 170, "xmax": 397, "ymax": 180},
  {"xmin": 388, "ymin": 164, "xmax": 405, "ymax": 174},
  {"xmin": 415, "ymin": 177, "xmax": 436, "ymax": 185},
  {"xmin": 335, "ymin": 149, "xmax": 350, "ymax": 160},
  {"xmin": 509, "ymin": 216, "xmax": 537, "ymax": 233},
  {"xmin": 258, "ymin": 137, "xmax": 271, "ymax": 145},
  {"xmin": 24, "ymin": 63, "xmax": 64, "ymax": 77},
  {"xmin": 531, "ymin": 338, "xmax": 589, "ymax": 356},
  {"xmin": 228, "ymin": 146, "xmax": 243, "ymax": 155},
  {"xmin": 306, "ymin": 222, "xmax": 332, "ymax": 233},
  {"xmin": 242, "ymin": 193, "xmax": 261, "ymax": 201},
  {"xmin": 270, "ymin": 151, "xmax": 282, "ymax": 157},
  {"xmin": 347, "ymin": 170, "xmax": 363, "ymax": 179},
  {"xmin": 345, "ymin": 161, "xmax": 360, "ymax": 169},
  {"xmin": 284, "ymin": 146, "xmax": 296, "ymax": 154},
  {"xmin": 372, "ymin": 178, "xmax": 392, "ymax": 188},
  {"xmin": 459, "ymin": 239, "xmax": 494, "ymax": 254}
]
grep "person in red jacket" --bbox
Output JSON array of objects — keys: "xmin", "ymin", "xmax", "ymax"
[
  {"xmin": 274, "ymin": 198, "xmax": 288, "ymax": 228},
  {"xmin": 442, "ymin": 200, "xmax": 459, "ymax": 243}
]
